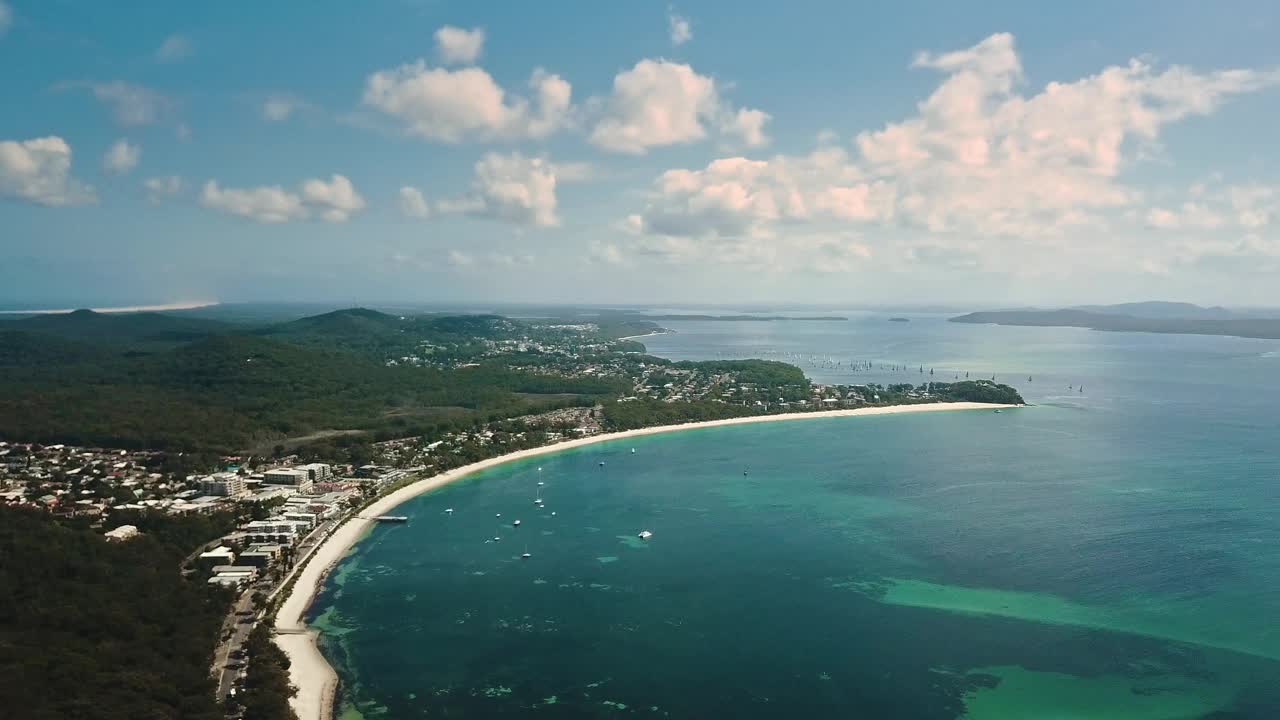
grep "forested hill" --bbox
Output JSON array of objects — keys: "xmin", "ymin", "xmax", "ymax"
[
  {"xmin": 6, "ymin": 309, "xmax": 234, "ymax": 348},
  {"xmin": 0, "ymin": 330, "xmax": 622, "ymax": 452},
  {"xmin": 950, "ymin": 309, "xmax": 1280, "ymax": 340},
  {"xmin": 0, "ymin": 507, "xmax": 232, "ymax": 720}
]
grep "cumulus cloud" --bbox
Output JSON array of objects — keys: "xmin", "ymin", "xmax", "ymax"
[
  {"xmin": 90, "ymin": 81, "xmax": 169, "ymax": 126},
  {"xmin": 440, "ymin": 152, "xmax": 560, "ymax": 227},
  {"xmin": 263, "ymin": 94, "xmax": 305, "ymax": 122},
  {"xmin": 200, "ymin": 174, "xmax": 365, "ymax": 223},
  {"xmin": 618, "ymin": 32, "xmax": 1280, "ymax": 272},
  {"xmin": 1147, "ymin": 182, "xmax": 1277, "ymax": 232},
  {"xmin": 588, "ymin": 59, "xmax": 768, "ymax": 154},
  {"xmin": 155, "ymin": 34, "xmax": 192, "ymax": 62},
  {"xmin": 628, "ymin": 148, "xmax": 888, "ymax": 241},
  {"xmin": 363, "ymin": 60, "xmax": 571, "ymax": 143},
  {"xmin": 853, "ymin": 32, "xmax": 1278, "ymax": 237},
  {"xmin": 0, "ymin": 136, "xmax": 95, "ymax": 206},
  {"xmin": 720, "ymin": 108, "xmax": 771, "ymax": 149},
  {"xmin": 301, "ymin": 174, "xmax": 367, "ymax": 222},
  {"xmin": 102, "ymin": 139, "xmax": 140, "ymax": 175},
  {"xmin": 399, "ymin": 185, "xmax": 430, "ymax": 218},
  {"xmin": 435, "ymin": 26, "xmax": 484, "ymax": 65},
  {"xmin": 668, "ymin": 12, "xmax": 692, "ymax": 46},
  {"xmin": 143, "ymin": 175, "xmax": 183, "ymax": 203}
]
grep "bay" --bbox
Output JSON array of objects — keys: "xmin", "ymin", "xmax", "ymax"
[{"xmin": 310, "ymin": 313, "xmax": 1280, "ymax": 718}]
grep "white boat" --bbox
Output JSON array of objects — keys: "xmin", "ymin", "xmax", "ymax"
[
  {"xmin": 631, "ymin": 448, "xmax": 636, "ymax": 454},
  {"xmin": 493, "ymin": 536, "xmax": 501, "ymax": 542},
  {"xmin": 551, "ymin": 511, "xmax": 557, "ymax": 516},
  {"xmin": 495, "ymin": 513, "xmax": 501, "ymax": 518},
  {"xmin": 521, "ymin": 552, "xmax": 531, "ymax": 559},
  {"xmin": 537, "ymin": 481, "xmax": 545, "ymax": 486},
  {"xmin": 513, "ymin": 519, "xmax": 521, "ymax": 527},
  {"xmin": 445, "ymin": 508, "xmax": 454, "ymax": 514},
  {"xmin": 637, "ymin": 530, "xmax": 653, "ymax": 539}
]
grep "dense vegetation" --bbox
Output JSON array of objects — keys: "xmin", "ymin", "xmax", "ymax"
[
  {"xmin": 0, "ymin": 507, "xmax": 232, "ymax": 720},
  {"xmin": 0, "ymin": 331, "xmax": 612, "ymax": 452},
  {"xmin": 238, "ymin": 625, "xmax": 298, "ymax": 720},
  {"xmin": 601, "ymin": 398, "xmax": 758, "ymax": 430},
  {"xmin": 926, "ymin": 380, "xmax": 1024, "ymax": 405}
]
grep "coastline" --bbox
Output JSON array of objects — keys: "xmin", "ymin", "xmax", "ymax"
[{"xmin": 273, "ymin": 401, "xmax": 1018, "ymax": 720}]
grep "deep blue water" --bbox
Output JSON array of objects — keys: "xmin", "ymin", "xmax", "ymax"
[{"xmin": 311, "ymin": 314, "xmax": 1280, "ymax": 719}]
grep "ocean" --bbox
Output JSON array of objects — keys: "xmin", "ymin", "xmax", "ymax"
[{"xmin": 308, "ymin": 313, "xmax": 1280, "ymax": 718}]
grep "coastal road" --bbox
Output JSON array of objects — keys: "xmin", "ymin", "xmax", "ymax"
[{"xmin": 213, "ymin": 590, "xmax": 258, "ymax": 702}]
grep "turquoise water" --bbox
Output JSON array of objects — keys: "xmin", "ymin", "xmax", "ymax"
[{"xmin": 310, "ymin": 315, "xmax": 1280, "ymax": 718}]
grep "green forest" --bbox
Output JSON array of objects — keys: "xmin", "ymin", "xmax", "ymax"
[{"xmin": 0, "ymin": 507, "xmax": 235, "ymax": 720}]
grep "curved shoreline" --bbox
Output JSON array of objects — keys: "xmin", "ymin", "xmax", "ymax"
[{"xmin": 273, "ymin": 401, "xmax": 1017, "ymax": 720}]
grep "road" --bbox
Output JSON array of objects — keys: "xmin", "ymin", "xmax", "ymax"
[{"xmin": 212, "ymin": 514, "xmax": 341, "ymax": 710}]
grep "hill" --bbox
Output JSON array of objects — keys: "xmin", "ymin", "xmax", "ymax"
[
  {"xmin": 0, "ymin": 330, "xmax": 621, "ymax": 452},
  {"xmin": 256, "ymin": 308, "xmax": 520, "ymax": 359},
  {"xmin": 1069, "ymin": 301, "xmax": 1237, "ymax": 320},
  {"xmin": 950, "ymin": 309, "xmax": 1280, "ymax": 340},
  {"xmin": 2, "ymin": 309, "xmax": 233, "ymax": 348}
]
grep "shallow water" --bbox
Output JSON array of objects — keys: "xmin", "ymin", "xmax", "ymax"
[{"xmin": 310, "ymin": 315, "xmax": 1280, "ymax": 718}]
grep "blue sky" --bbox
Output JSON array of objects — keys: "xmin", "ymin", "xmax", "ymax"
[{"xmin": 3, "ymin": 1, "xmax": 1280, "ymax": 308}]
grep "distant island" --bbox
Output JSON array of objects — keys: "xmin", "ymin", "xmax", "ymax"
[
  {"xmin": 950, "ymin": 302, "xmax": 1280, "ymax": 340},
  {"xmin": 888, "ymin": 317, "xmax": 910, "ymax": 322}
]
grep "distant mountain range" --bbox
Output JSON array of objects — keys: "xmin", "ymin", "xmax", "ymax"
[{"xmin": 950, "ymin": 302, "xmax": 1280, "ymax": 340}]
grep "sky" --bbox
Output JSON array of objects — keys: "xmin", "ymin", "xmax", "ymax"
[{"xmin": 3, "ymin": 1, "xmax": 1280, "ymax": 309}]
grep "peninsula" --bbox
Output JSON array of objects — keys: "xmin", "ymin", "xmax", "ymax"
[{"xmin": 950, "ymin": 303, "xmax": 1280, "ymax": 340}]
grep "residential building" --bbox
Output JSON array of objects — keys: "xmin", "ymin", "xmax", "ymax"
[{"xmin": 199, "ymin": 472, "xmax": 247, "ymax": 497}]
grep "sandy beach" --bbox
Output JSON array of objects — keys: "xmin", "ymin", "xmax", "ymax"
[{"xmin": 273, "ymin": 401, "xmax": 1016, "ymax": 720}]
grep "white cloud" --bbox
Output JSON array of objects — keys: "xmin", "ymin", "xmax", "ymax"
[
  {"xmin": 300, "ymin": 174, "xmax": 367, "ymax": 222},
  {"xmin": 102, "ymin": 139, "xmax": 140, "ymax": 175},
  {"xmin": 588, "ymin": 240, "xmax": 625, "ymax": 265},
  {"xmin": 90, "ymin": 82, "xmax": 169, "ymax": 127},
  {"xmin": 0, "ymin": 136, "xmax": 95, "ymax": 206},
  {"xmin": 200, "ymin": 181, "xmax": 307, "ymax": 223},
  {"xmin": 263, "ymin": 94, "xmax": 304, "ymax": 122},
  {"xmin": 363, "ymin": 60, "xmax": 571, "ymax": 143},
  {"xmin": 1147, "ymin": 182, "xmax": 1277, "ymax": 232},
  {"xmin": 628, "ymin": 148, "xmax": 887, "ymax": 241},
  {"xmin": 200, "ymin": 174, "xmax": 365, "ymax": 223},
  {"xmin": 143, "ymin": 175, "xmax": 183, "ymax": 203},
  {"xmin": 668, "ymin": 12, "xmax": 692, "ymax": 46},
  {"xmin": 399, "ymin": 186, "xmax": 430, "ymax": 219},
  {"xmin": 853, "ymin": 32, "xmax": 1279, "ymax": 237},
  {"xmin": 444, "ymin": 249, "xmax": 533, "ymax": 270},
  {"xmin": 588, "ymin": 59, "xmax": 768, "ymax": 154},
  {"xmin": 155, "ymin": 34, "xmax": 192, "ymax": 63},
  {"xmin": 720, "ymin": 108, "xmax": 771, "ymax": 149},
  {"xmin": 435, "ymin": 26, "xmax": 485, "ymax": 65},
  {"xmin": 440, "ymin": 152, "xmax": 560, "ymax": 227},
  {"xmin": 0, "ymin": 2, "xmax": 12, "ymax": 36},
  {"xmin": 618, "ymin": 32, "xmax": 1280, "ymax": 274}
]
